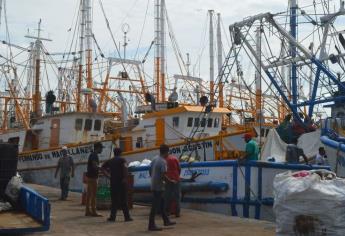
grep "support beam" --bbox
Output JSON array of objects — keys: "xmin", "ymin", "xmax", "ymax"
[{"xmin": 296, "ymin": 95, "xmax": 345, "ymax": 107}]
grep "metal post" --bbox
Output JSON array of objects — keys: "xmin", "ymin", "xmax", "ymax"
[{"xmin": 209, "ymin": 10, "xmax": 215, "ymax": 105}]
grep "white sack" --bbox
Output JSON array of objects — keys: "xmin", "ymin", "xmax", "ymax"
[
  {"xmin": 261, "ymin": 129, "xmax": 321, "ymax": 162},
  {"xmin": 273, "ymin": 170, "xmax": 345, "ymax": 236}
]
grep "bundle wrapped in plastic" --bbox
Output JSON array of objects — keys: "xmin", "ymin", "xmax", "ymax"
[
  {"xmin": 273, "ymin": 169, "xmax": 345, "ymax": 236},
  {"xmin": 139, "ymin": 159, "xmax": 151, "ymax": 166},
  {"xmin": 0, "ymin": 201, "xmax": 12, "ymax": 212},
  {"xmin": 5, "ymin": 175, "xmax": 23, "ymax": 207},
  {"xmin": 128, "ymin": 161, "xmax": 141, "ymax": 167}
]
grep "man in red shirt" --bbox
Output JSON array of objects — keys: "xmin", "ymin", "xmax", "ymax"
[{"xmin": 164, "ymin": 154, "xmax": 181, "ymax": 217}]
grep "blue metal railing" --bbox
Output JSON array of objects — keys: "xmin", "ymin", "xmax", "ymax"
[{"xmin": 130, "ymin": 160, "xmax": 329, "ymax": 220}]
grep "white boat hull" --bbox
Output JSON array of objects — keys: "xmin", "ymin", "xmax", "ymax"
[
  {"xmin": 130, "ymin": 161, "xmax": 327, "ymax": 221},
  {"xmin": 18, "ymin": 140, "xmax": 113, "ymax": 192},
  {"xmin": 16, "ymin": 132, "xmax": 245, "ymax": 193}
]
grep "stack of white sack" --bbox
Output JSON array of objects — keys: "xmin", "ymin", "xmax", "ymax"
[
  {"xmin": 139, "ymin": 159, "xmax": 151, "ymax": 166},
  {"xmin": 128, "ymin": 159, "xmax": 152, "ymax": 167},
  {"xmin": 273, "ymin": 169, "xmax": 345, "ymax": 236}
]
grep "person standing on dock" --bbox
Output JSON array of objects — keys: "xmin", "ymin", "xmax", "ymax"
[
  {"xmin": 164, "ymin": 154, "xmax": 181, "ymax": 218},
  {"xmin": 241, "ymin": 133, "xmax": 259, "ymax": 161},
  {"xmin": 101, "ymin": 148, "xmax": 133, "ymax": 222},
  {"xmin": 85, "ymin": 142, "xmax": 104, "ymax": 217},
  {"xmin": 148, "ymin": 144, "xmax": 176, "ymax": 231},
  {"xmin": 55, "ymin": 146, "xmax": 75, "ymax": 200}
]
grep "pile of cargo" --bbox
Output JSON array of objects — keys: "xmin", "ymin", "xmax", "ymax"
[{"xmin": 274, "ymin": 169, "xmax": 345, "ymax": 236}]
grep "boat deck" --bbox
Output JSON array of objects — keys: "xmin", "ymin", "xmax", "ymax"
[
  {"xmin": 0, "ymin": 211, "xmax": 42, "ymax": 230},
  {"xmin": 28, "ymin": 184, "xmax": 275, "ymax": 236}
]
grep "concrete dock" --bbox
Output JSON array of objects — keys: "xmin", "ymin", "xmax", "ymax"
[{"xmin": 29, "ymin": 185, "xmax": 275, "ymax": 236}]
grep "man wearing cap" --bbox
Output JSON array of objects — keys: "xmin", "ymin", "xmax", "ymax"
[
  {"xmin": 101, "ymin": 148, "xmax": 133, "ymax": 222},
  {"xmin": 242, "ymin": 133, "xmax": 259, "ymax": 161},
  {"xmin": 55, "ymin": 146, "xmax": 75, "ymax": 200},
  {"xmin": 85, "ymin": 142, "xmax": 103, "ymax": 217}
]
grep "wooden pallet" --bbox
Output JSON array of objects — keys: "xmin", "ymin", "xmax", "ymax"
[{"xmin": 0, "ymin": 211, "xmax": 41, "ymax": 229}]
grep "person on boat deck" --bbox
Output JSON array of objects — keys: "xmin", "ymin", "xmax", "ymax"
[
  {"xmin": 164, "ymin": 154, "xmax": 181, "ymax": 218},
  {"xmin": 276, "ymin": 114, "xmax": 292, "ymax": 143},
  {"xmin": 101, "ymin": 148, "xmax": 133, "ymax": 222},
  {"xmin": 148, "ymin": 144, "xmax": 176, "ymax": 231},
  {"xmin": 55, "ymin": 146, "xmax": 74, "ymax": 200},
  {"xmin": 85, "ymin": 142, "xmax": 104, "ymax": 217},
  {"xmin": 304, "ymin": 115, "xmax": 317, "ymax": 133},
  {"xmin": 292, "ymin": 113, "xmax": 307, "ymax": 139},
  {"xmin": 241, "ymin": 133, "xmax": 259, "ymax": 161},
  {"xmin": 315, "ymin": 147, "xmax": 328, "ymax": 165},
  {"xmin": 285, "ymin": 138, "xmax": 309, "ymax": 164}
]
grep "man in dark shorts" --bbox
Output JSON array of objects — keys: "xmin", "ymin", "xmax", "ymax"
[
  {"xmin": 55, "ymin": 146, "xmax": 74, "ymax": 200},
  {"xmin": 85, "ymin": 142, "xmax": 103, "ymax": 217},
  {"xmin": 148, "ymin": 144, "xmax": 176, "ymax": 231},
  {"xmin": 101, "ymin": 148, "xmax": 133, "ymax": 222}
]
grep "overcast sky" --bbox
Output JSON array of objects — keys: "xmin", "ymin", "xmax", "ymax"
[{"xmin": 2, "ymin": 0, "xmax": 286, "ymax": 82}]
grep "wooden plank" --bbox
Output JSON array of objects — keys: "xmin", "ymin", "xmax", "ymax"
[{"xmin": 0, "ymin": 211, "xmax": 41, "ymax": 229}]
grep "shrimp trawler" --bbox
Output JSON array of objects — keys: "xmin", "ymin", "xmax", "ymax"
[
  {"xmin": 0, "ymin": 0, "xmax": 250, "ymax": 192},
  {"xmin": 0, "ymin": 0, "xmax": 343, "ymax": 222}
]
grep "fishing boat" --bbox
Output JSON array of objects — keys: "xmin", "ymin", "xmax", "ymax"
[
  {"xmin": 129, "ymin": 0, "xmax": 345, "ymax": 221},
  {"xmin": 0, "ymin": 0, "xmax": 251, "ymax": 192},
  {"xmin": 0, "ymin": 0, "xmax": 344, "ymax": 222}
]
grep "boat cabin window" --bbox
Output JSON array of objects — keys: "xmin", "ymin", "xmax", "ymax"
[
  {"xmin": 84, "ymin": 119, "xmax": 92, "ymax": 131},
  {"xmin": 194, "ymin": 118, "xmax": 200, "ymax": 127},
  {"xmin": 172, "ymin": 117, "xmax": 179, "ymax": 128},
  {"xmin": 75, "ymin": 118, "xmax": 83, "ymax": 130},
  {"xmin": 214, "ymin": 118, "xmax": 220, "ymax": 128},
  {"xmin": 136, "ymin": 137, "xmax": 143, "ymax": 148},
  {"xmin": 187, "ymin": 117, "xmax": 193, "ymax": 127},
  {"xmin": 201, "ymin": 118, "xmax": 206, "ymax": 127},
  {"xmin": 94, "ymin": 119, "xmax": 102, "ymax": 131},
  {"xmin": 207, "ymin": 118, "xmax": 213, "ymax": 127}
]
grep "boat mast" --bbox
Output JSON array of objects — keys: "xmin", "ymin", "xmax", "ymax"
[
  {"xmin": 77, "ymin": 0, "xmax": 86, "ymax": 112},
  {"xmin": 154, "ymin": 0, "xmax": 161, "ymax": 102},
  {"xmin": 209, "ymin": 10, "xmax": 215, "ymax": 105},
  {"xmin": 290, "ymin": 0, "xmax": 298, "ymax": 108},
  {"xmin": 216, "ymin": 13, "xmax": 223, "ymax": 107},
  {"xmin": 255, "ymin": 26, "xmax": 262, "ymax": 122},
  {"xmin": 160, "ymin": 0, "xmax": 166, "ymax": 102},
  {"xmin": 85, "ymin": 0, "xmax": 93, "ymax": 101},
  {"xmin": 25, "ymin": 19, "xmax": 52, "ymax": 118}
]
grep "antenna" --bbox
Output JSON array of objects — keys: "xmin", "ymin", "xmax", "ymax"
[
  {"xmin": 122, "ymin": 23, "xmax": 130, "ymax": 60},
  {"xmin": 24, "ymin": 19, "xmax": 52, "ymax": 42}
]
